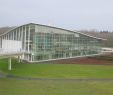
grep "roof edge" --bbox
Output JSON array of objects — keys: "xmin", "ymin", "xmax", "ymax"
[{"xmin": 0, "ymin": 23, "xmax": 107, "ymax": 40}]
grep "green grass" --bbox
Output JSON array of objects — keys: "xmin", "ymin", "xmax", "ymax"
[
  {"xmin": 0, "ymin": 58, "xmax": 113, "ymax": 78},
  {"xmin": 1, "ymin": 58, "xmax": 113, "ymax": 95},
  {"xmin": 0, "ymin": 78, "xmax": 113, "ymax": 95}
]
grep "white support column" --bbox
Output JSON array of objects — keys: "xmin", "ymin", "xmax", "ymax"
[
  {"xmin": 16, "ymin": 29, "xmax": 17, "ymax": 40},
  {"xmin": 21, "ymin": 27, "xmax": 23, "ymax": 42},
  {"xmin": 7, "ymin": 34, "xmax": 8, "ymax": 40},
  {"xmin": 13, "ymin": 31, "xmax": 14, "ymax": 40},
  {"xmin": 18, "ymin": 56, "xmax": 21, "ymax": 63},
  {"xmin": 7, "ymin": 33, "xmax": 9, "ymax": 40},
  {"xmin": 5, "ymin": 35, "xmax": 6, "ymax": 40},
  {"xmin": 24, "ymin": 27, "xmax": 26, "ymax": 51},
  {"xmin": 5, "ymin": 34, "xmax": 6, "ymax": 40},
  {"xmin": 10, "ymin": 32, "xmax": 12, "ymax": 40},
  {"xmin": 31, "ymin": 55, "xmax": 32, "ymax": 62},
  {"xmin": 21, "ymin": 27, "xmax": 24, "ymax": 60},
  {"xmin": 24, "ymin": 26, "xmax": 26, "ymax": 60},
  {"xmin": 8, "ymin": 57, "xmax": 12, "ymax": 70},
  {"xmin": 27, "ymin": 25, "xmax": 30, "ymax": 61},
  {"xmin": 28, "ymin": 25, "xmax": 30, "ymax": 52},
  {"xmin": 18, "ymin": 28, "xmax": 22, "ymax": 41},
  {"xmin": 6, "ymin": 34, "xmax": 7, "ymax": 40}
]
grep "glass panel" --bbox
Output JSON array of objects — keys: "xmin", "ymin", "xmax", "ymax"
[{"xmin": 32, "ymin": 26, "xmax": 102, "ymax": 61}]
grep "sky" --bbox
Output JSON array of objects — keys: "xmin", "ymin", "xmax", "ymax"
[{"xmin": 0, "ymin": 0, "xmax": 113, "ymax": 31}]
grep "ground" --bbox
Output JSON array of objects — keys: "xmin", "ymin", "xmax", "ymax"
[
  {"xmin": 50, "ymin": 53, "xmax": 113, "ymax": 65},
  {"xmin": 1, "ymin": 78, "xmax": 113, "ymax": 95},
  {"xmin": 0, "ymin": 54, "xmax": 113, "ymax": 95}
]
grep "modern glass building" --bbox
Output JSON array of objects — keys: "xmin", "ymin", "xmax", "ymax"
[{"xmin": 0, "ymin": 23, "xmax": 105, "ymax": 62}]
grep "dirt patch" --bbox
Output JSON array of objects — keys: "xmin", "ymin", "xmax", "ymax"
[{"xmin": 50, "ymin": 54, "xmax": 113, "ymax": 65}]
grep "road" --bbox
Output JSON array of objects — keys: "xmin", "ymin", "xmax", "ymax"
[{"xmin": 0, "ymin": 72, "xmax": 113, "ymax": 81}]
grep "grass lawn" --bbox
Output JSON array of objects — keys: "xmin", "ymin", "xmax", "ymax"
[
  {"xmin": 0, "ymin": 58, "xmax": 113, "ymax": 78},
  {"xmin": 0, "ymin": 78, "xmax": 113, "ymax": 95},
  {"xmin": 1, "ymin": 58, "xmax": 113, "ymax": 95}
]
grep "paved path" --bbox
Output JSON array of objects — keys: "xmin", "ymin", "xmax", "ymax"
[
  {"xmin": 1, "ymin": 72, "xmax": 113, "ymax": 81},
  {"xmin": 0, "ymin": 73, "xmax": 6, "ymax": 78}
]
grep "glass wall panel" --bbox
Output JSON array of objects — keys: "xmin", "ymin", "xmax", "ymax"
[{"xmin": 32, "ymin": 26, "xmax": 102, "ymax": 61}]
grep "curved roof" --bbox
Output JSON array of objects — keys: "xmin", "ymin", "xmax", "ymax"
[{"xmin": 0, "ymin": 23, "xmax": 106, "ymax": 40}]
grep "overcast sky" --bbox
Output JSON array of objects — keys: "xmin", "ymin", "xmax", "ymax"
[{"xmin": 0, "ymin": 0, "xmax": 113, "ymax": 31}]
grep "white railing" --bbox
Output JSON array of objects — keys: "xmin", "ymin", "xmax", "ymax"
[{"xmin": 0, "ymin": 48, "xmax": 23, "ymax": 57}]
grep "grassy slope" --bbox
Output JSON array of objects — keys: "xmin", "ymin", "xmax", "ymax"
[
  {"xmin": 0, "ymin": 58, "xmax": 113, "ymax": 78},
  {"xmin": 0, "ymin": 78, "xmax": 113, "ymax": 95}
]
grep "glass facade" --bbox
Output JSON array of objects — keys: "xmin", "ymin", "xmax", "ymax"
[
  {"xmin": 0, "ymin": 23, "xmax": 103, "ymax": 62},
  {"xmin": 32, "ymin": 25, "xmax": 102, "ymax": 61}
]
